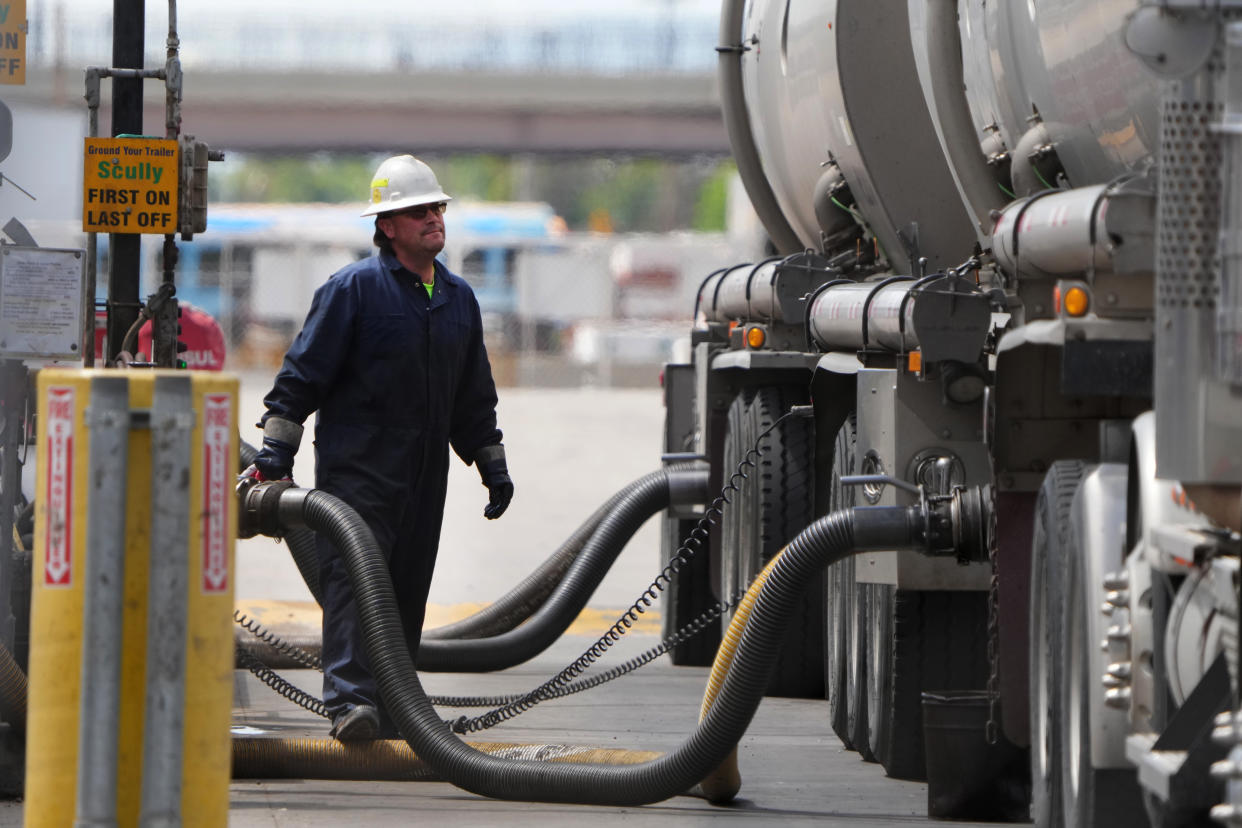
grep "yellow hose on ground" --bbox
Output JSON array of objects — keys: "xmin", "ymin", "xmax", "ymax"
[
  {"xmin": 693, "ymin": 547, "xmax": 787, "ymax": 804},
  {"xmin": 232, "ymin": 737, "xmax": 661, "ymax": 780}
]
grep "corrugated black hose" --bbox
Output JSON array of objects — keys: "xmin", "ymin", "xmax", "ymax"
[
  {"xmin": 241, "ymin": 438, "xmax": 636, "ymax": 642},
  {"xmin": 239, "ymin": 439, "xmax": 322, "ymax": 605},
  {"xmin": 414, "ymin": 468, "xmax": 675, "ymax": 671},
  {"xmin": 422, "ymin": 485, "xmax": 630, "ymax": 641},
  {"xmin": 295, "ymin": 485, "xmax": 868, "ymax": 805}
]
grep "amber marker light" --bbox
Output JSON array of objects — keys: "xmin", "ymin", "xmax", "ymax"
[
  {"xmin": 746, "ymin": 326, "xmax": 766, "ymax": 349},
  {"xmin": 1063, "ymin": 286, "xmax": 1090, "ymax": 317},
  {"xmin": 907, "ymin": 350, "xmax": 922, "ymax": 373}
]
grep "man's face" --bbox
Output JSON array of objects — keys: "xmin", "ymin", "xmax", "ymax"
[{"xmin": 379, "ymin": 201, "xmax": 448, "ymax": 258}]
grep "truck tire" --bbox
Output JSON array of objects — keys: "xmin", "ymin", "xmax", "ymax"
[
  {"xmin": 866, "ymin": 583, "xmax": 895, "ymax": 769},
  {"xmin": 827, "ymin": 414, "xmax": 873, "ymax": 756},
  {"xmin": 1060, "ymin": 469, "xmax": 1146, "ymax": 826},
  {"xmin": 868, "ymin": 587, "xmax": 990, "ymax": 780},
  {"xmin": 1030, "ymin": 460, "xmax": 1086, "ymax": 828},
  {"xmin": 824, "ymin": 415, "xmax": 858, "ymax": 747},
  {"xmin": 850, "ymin": 580, "xmax": 874, "ymax": 762},
  {"xmin": 719, "ymin": 390, "xmax": 754, "ymax": 638},
  {"xmin": 732, "ymin": 385, "xmax": 824, "ymax": 698},
  {"xmin": 660, "ymin": 513, "xmax": 719, "ymax": 666},
  {"xmin": 824, "ymin": 553, "xmax": 855, "ymax": 749}
]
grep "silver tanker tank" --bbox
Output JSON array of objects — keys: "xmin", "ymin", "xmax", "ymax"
[{"xmin": 721, "ymin": 0, "xmax": 1161, "ymax": 270}]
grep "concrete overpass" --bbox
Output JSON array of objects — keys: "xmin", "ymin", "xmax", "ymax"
[{"xmin": 11, "ymin": 64, "xmax": 729, "ymax": 157}]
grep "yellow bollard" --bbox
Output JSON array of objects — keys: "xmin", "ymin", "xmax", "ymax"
[{"xmin": 25, "ymin": 369, "xmax": 237, "ymax": 827}]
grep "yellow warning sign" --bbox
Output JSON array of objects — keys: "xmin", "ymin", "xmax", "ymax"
[
  {"xmin": 82, "ymin": 137, "xmax": 180, "ymax": 234},
  {"xmin": 0, "ymin": 0, "xmax": 26, "ymax": 85}
]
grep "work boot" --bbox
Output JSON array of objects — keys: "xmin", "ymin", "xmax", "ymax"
[{"xmin": 329, "ymin": 704, "xmax": 379, "ymax": 742}]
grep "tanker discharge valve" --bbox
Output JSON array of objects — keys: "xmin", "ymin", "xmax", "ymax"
[{"xmin": 841, "ymin": 474, "xmax": 992, "ymax": 565}]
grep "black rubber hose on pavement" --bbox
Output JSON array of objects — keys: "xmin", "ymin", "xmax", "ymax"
[
  {"xmin": 413, "ymin": 468, "xmax": 681, "ymax": 672},
  {"xmin": 242, "ymin": 438, "xmax": 649, "ymax": 643},
  {"xmin": 291, "ymin": 485, "xmax": 882, "ymax": 805},
  {"xmin": 421, "ymin": 484, "xmax": 631, "ymax": 641}
]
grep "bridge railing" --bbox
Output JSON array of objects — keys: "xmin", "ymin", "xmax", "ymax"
[{"xmin": 33, "ymin": 12, "xmax": 720, "ymax": 76}]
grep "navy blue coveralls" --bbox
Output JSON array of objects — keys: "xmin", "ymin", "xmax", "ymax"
[{"xmin": 262, "ymin": 250, "xmax": 502, "ymax": 723}]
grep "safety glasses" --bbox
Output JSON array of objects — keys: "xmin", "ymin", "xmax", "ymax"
[{"xmin": 394, "ymin": 202, "xmax": 448, "ymax": 220}]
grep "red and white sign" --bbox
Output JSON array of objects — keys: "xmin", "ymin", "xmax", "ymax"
[
  {"xmin": 201, "ymin": 393, "xmax": 232, "ymax": 593},
  {"xmin": 93, "ymin": 304, "xmax": 227, "ymax": 369},
  {"xmin": 44, "ymin": 387, "xmax": 74, "ymax": 587}
]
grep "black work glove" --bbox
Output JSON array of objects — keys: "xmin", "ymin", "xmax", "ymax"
[
  {"xmin": 476, "ymin": 445, "xmax": 514, "ymax": 520},
  {"xmin": 251, "ymin": 436, "xmax": 296, "ymax": 481},
  {"xmin": 251, "ymin": 415, "xmax": 302, "ymax": 481}
]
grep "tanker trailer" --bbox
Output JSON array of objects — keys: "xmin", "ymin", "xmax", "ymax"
[{"xmin": 657, "ymin": 0, "xmax": 1242, "ymax": 824}]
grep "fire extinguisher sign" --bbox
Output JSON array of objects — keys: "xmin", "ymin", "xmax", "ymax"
[
  {"xmin": 44, "ymin": 386, "xmax": 74, "ymax": 587},
  {"xmin": 201, "ymin": 393, "xmax": 231, "ymax": 594}
]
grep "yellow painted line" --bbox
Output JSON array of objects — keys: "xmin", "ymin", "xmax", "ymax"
[
  {"xmin": 425, "ymin": 602, "xmax": 489, "ymax": 628},
  {"xmin": 567, "ymin": 606, "xmax": 661, "ymax": 635},
  {"xmin": 235, "ymin": 600, "xmax": 662, "ymax": 637}
]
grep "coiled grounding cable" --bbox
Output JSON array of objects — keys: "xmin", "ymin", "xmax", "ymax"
[{"xmin": 239, "ymin": 419, "xmax": 775, "ymax": 728}]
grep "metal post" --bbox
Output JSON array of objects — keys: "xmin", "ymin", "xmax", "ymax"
[
  {"xmin": 107, "ymin": 0, "xmax": 145, "ymax": 363},
  {"xmin": 0, "ymin": 361, "xmax": 23, "ymax": 656},
  {"xmin": 75, "ymin": 376, "xmax": 130, "ymax": 828},
  {"xmin": 140, "ymin": 375, "xmax": 192, "ymax": 827},
  {"xmin": 153, "ymin": 0, "xmax": 183, "ymax": 369},
  {"xmin": 152, "ymin": 244, "xmax": 179, "ymax": 367},
  {"xmin": 85, "ymin": 69, "xmax": 101, "ymax": 367}
]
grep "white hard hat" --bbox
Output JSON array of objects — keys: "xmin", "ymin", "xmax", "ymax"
[{"xmin": 361, "ymin": 155, "xmax": 452, "ymax": 217}]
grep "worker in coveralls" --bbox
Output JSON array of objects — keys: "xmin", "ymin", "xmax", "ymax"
[{"xmin": 243, "ymin": 155, "xmax": 515, "ymax": 740}]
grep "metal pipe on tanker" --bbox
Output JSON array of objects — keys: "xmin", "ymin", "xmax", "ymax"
[
  {"xmin": 711, "ymin": 260, "xmax": 782, "ymax": 323},
  {"xmin": 717, "ymin": 0, "xmax": 803, "ymax": 254},
  {"xmin": 990, "ymin": 184, "xmax": 1116, "ymax": 278},
  {"xmin": 743, "ymin": 261, "xmax": 785, "ymax": 321},
  {"xmin": 696, "ymin": 263, "xmax": 747, "ymax": 324},
  {"xmin": 807, "ymin": 281, "xmax": 918, "ymax": 353},
  {"xmin": 909, "ymin": 0, "xmax": 1008, "ymax": 239}
]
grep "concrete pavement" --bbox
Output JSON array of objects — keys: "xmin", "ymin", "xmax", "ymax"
[{"xmin": 226, "ymin": 631, "xmax": 986, "ymax": 827}]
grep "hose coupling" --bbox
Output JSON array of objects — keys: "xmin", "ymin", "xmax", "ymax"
[
  {"xmin": 666, "ymin": 463, "xmax": 710, "ymax": 508},
  {"xmin": 916, "ymin": 484, "xmax": 992, "ymax": 563},
  {"xmin": 846, "ymin": 478, "xmax": 992, "ymax": 563},
  {"xmin": 941, "ymin": 484, "xmax": 991, "ymax": 563},
  {"xmin": 236, "ymin": 479, "xmax": 297, "ymax": 539}
]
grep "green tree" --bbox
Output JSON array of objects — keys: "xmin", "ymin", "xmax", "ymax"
[
  {"xmin": 210, "ymin": 153, "xmax": 383, "ymax": 203},
  {"xmin": 439, "ymin": 155, "xmax": 514, "ymax": 201},
  {"xmin": 208, "ymin": 152, "xmax": 735, "ymax": 233},
  {"xmin": 692, "ymin": 160, "xmax": 734, "ymax": 231}
]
